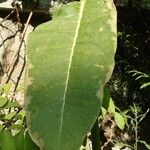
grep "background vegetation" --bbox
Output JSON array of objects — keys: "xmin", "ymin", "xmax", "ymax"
[{"xmin": 0, "ymin": 0, "xmax": 150, "ymax": 150}]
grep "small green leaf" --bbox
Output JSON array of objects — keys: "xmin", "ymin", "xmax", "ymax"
[
  {"xmin": 24, "ymin": 132, "xmax": 39, "ymax": 150},
  {"xmin": 0, "ymin": 130, "xmax": 16, "ymax": 150},
  {"xmin": 17, "ymin": 84, "xmax": 24, "ymax": 92},
  {"xmin": 0, "ymin": 101, "xmax": 20, "ymax": 110},
  {"xmin": 121, "ymin": 111, "xmax": 129, "ymax": 128},
  {"xmin": 0, "ymin": 97, "xmax": 8, "ymax": 107},
  {"xmin": 140, "ymin": 82, "xmax": 150, "ymax": 89},
  {"xmin": 3, "ymin": 83, "xmax": 12, "ymax": 94},
  {"xmin": 10, "ymin": 124, "xmax": 23, "ymax": 130},
  {"xmin": 4, "ymin": 112, "xmax": 16, "ymax": 120},
  {"xmin": 108, "ymin": 98, "xmax": 116, "ymax": 114},
  {"xmin": 101, "ymin": 107, "xmax": 107, "ymax": 116},
  {"xmin": 0, "ymin": 124, "xmax": 3, "ymax": 130},
  {"xmin": 14, "ymin": 131, "xmax": 24, "ymax": 150},
  {"xmin": 114, "ymin": 112, "xmax": 125, "ymax": 130},
  {"xmin": 16, "ymin": 111, "xmax": 26, "ymax": 120},
  {"xmin": 117, "ymin": 32, "xmax": 123, "ymax": 37},
  {"xmin": 0, "ymin": 114, "xmax": 5, "ymax": 119}
]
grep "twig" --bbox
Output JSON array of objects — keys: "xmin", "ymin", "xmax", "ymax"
[
  {"xmin": 0, "ymin": 33, "xmax": 5, "ymax": 73},
  {"xmin": 13, "ymin": 54, "xmax": 26, "ymax": 93},
  {"xmin": 14, "ymin": 1, "xmax": 22, "ymax": 31},
  {"xmin": 1, "ymin": 11, "xmax": 33, "ymax": 85},
  {"xmin": 0, "ymin": 10, "xmax": 15, "ymax": 25}
]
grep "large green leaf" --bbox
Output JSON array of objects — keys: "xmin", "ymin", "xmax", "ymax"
[
  {"xmin": 0, "ymin": 130, "xmax": 16, "ymax": 150},
  {"xmin": 26, "ymin": 0, "xmax": 117, "ymax": 149},
  {"xmin": 14, "ymin": 131, "xmax": 24, "ymax": 150},
  {"xmin": 24, "ymin": 132, "xmax": 40, "ymax": 150}
]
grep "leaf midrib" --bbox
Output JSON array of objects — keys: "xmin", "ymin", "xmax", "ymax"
[{"xmin": 58, "ymin": 0, "xmax": 87, "ymax": 137}]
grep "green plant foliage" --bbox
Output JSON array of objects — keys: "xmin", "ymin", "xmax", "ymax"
[
  {"xmin": 14, "ymin": 131, "xmax": 24, "ymax": 150},
  {"xmin": 0, "ymin": 83, "xmax": 12, "ymax": 95},
  {"xmin": 101, "ymin": 107, "xmax": 107, "ymax": 116},
  {"xmin": 0, "ymin": 83, "xmax": 25, "ymax": 134},
  {"xmin": 108, "ymin": 98, "xmax": 115, "ymax": 114},
  {"xmin": 140, "ymin": 82, "xmax": 150, "ymax": 89},
  {"xmin": 0, "ymin": 97, "xmax": 8, "ymax": 107},
  {"xmin": 0, "ymin": 101, "xmax": 20, "ymax": 110},
  {"xmin": 26, "ymin": 0, "xmax": 117, "ymax": 149},
  {"xmin": 128, "ymin": 70, "xmax": 150, "ymax": 89},
  {"xmin": 102, "ymin": 98, "xmax": 126, "ymax": 130},
  {"xmin": 139, "ymin": 140, "xmax": 150, "ymax": 150},
  {"xmin": 0, "ymin": 124, "xmax": 3, "ymax": 130},
  {"xmin": 0, "ymin": 130, "xmax": 16, "ymax": 150},
  {"xmin": 0, "ymin": 130, "xmax": 39, "ymax": 150},
  {"xmin": 141, "ymin": 0, "xmax": 150, "ymax": 9},
  {"xmin": 114, "ymin": 112, "xmax": 125, "ymax": 130},
  {"xmin": 4, "ymin": 112, "xmax": 17, "ymax": 120},
  {"xmin": 24, "ymin": 132, "xmax": 40, "ymax": 150},
  {"xmin": 127, "ymin": 104, "xmax": 150, "ymax": 150}
]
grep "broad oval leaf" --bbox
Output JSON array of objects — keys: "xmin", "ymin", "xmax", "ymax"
[{"xmin": 26, "ymin": 0, "xmax": 117, "ymax": 149}]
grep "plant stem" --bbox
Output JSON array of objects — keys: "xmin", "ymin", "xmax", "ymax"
[{"xmin": 134, "ymin": 107, "xmax": 138, "ymax": 150}]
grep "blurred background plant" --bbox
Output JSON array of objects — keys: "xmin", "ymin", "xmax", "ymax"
[{"xmin": 0, "ymin": 83, "xmax": 39, "ymax": 150}]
